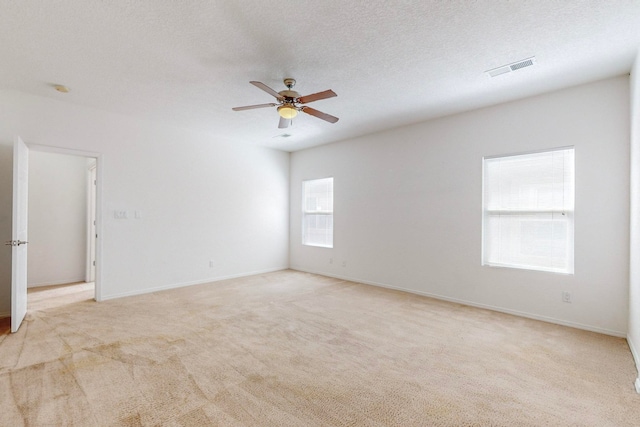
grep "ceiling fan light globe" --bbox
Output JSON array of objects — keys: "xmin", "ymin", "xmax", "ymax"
[{"xmin": 278, "ymin": 105, "xmax": 298, "ymax": 119}]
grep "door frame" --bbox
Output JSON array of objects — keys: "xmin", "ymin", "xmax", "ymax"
[
  {"xmin": 27, "ymin": 143, "xmax": 104, "ymax": 301},
  {"xmin": 86, "ymin": 161, "xmax": 97, "ymax": 283}
]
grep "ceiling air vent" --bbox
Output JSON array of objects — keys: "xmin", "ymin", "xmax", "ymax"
[{"xmin": 486, "ymin": 57, "xmax": 536, "ymax": 78}]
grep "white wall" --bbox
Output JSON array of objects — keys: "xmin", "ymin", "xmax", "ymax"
[
  {"xmin": 290, "ymin": 76, "xmax": 630, "ymax": 336},
  {"xmin": 0, "ymin": 89, "xmax": 289, "ymax": 313},
  {"xmin": 629, "ymin": 49, "xmax": 640, "ymax": 387},
  {"xmin": 27, "ymin": 151, "xmax": 88, "ymax": 287}
]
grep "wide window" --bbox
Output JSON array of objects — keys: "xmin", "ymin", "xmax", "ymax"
[
  {"xmin": 302, "ymin": 177, "xmax": 333, "ymax": 248},
  {"xmin": 482, "ymin": 148, "xmax": 575, "ymax": 274}
]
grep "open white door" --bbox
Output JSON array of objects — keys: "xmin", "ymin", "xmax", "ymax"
[{"xmin": 10, "ymin": 136, "xmax": 29, "ymax": 333}]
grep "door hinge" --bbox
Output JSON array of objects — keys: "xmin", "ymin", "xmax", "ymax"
[
  {"xmin": 4, "ymin": 240, "xmax": 28, "ymax": 246},
  {"xmin": 93, "ymin": 260, "xmax": 96, "ymax": 266}
]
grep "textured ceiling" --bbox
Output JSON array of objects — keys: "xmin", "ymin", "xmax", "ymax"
[{"xmin": 0, "ymin": 1, "xmax": 639, "ymax": 151}]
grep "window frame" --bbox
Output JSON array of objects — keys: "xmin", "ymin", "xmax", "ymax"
[
  {"xmin": 302, "ymin": 177, "xmax": 334, "ymax": 248},
  {"xmin": 481, "ymin": 147, "xmax": 575, "ymax": 275}
]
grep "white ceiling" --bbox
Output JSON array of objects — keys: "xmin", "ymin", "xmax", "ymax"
[{"xmin": 1, "ymin": 1, "xmax": 639, "ymax": 152}]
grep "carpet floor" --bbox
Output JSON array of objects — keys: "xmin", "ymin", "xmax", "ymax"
[{"xmin": 0, "ymin": 270, "xmax": 638, "ymax": 426}]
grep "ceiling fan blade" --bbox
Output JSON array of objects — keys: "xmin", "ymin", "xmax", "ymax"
[
  {"xmin": 297, "ymin": 89, "xmax": 337, "ymax": 104},
  {"xmin": 301, "ymin": 106, "xmax": 339, "ymax": 123},
  {"xmin": 250, "ymin": 81, "xmax": 285, "ymax": 100},
  {"xmin": 232, "ymin": 103, "xmax": 277, "ymax": 111},
  {"xmin": 278, "ymin": 117, "xmax": 291, "ymax": 128}
]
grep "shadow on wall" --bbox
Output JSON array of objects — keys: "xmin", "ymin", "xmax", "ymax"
[{"xmin": 0, "ymin": 142, "xmax": 13, "ymax": 317}]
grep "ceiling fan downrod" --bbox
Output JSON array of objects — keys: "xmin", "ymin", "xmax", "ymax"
[{"xmin": 283, "ymin": 78, "xmax": 296, "ymax": 89}]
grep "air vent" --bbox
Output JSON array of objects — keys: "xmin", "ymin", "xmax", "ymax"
[
  {"xmin": 510, "ymin": 58, "xmax": 534, "ymax": 71},
  {"xmin": 486, "ymin": 57, "xmax": 536, "ymax": 78}
]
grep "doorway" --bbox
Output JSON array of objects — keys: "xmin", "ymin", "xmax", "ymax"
[
  {"xmin": 26, "ymin": 149, "xmax": 99, "ymax": 309},
  {"xmin": 10, "ymin": 139, "xmax": 103, "ymax": 331}
]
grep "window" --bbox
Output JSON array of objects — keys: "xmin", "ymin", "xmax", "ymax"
[
  {"xmin": 302, "ymin": 177, "xmax": 333, "ymax": 248},
  {"xmin": 482, "ymin": 148, "xmax": 574, "ymax": 274}
]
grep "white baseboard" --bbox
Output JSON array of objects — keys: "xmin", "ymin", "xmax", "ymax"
[
  {"xmin": 100, "ymin": 266, "xmax": 289, "ymax": 301},
  {"xmin": 28, "ymin": 278, "xmax": 86, "ymax": 288},
  {"xmin": 628, "ymin": 336, "xmax": 640, "ymax": 368},
  {"xmin": 627, "ymin": 335, "xmax": 640, "ymax": 394},
  {"xmin": 290, "ymin": 266, "xmax": 627, "ymax": 338}
]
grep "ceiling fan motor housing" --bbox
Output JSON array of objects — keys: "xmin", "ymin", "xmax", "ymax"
[{"xmin": 278, "ymin": 89, "xmax": 300, "ymax": 100}]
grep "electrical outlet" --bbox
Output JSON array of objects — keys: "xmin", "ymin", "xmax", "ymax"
[
  {"xmin": 329, "ymin": 258, "xmax": 333, "ymax": 264},
  {"xmin": 342, "ymin": 261, "xmax": 347, "ymax": 267},
  {"xmin": 562, "ymin": 291, "xmax": 571, "ymax": 303},
  {"xmin": 209, "ymin": 260, "xmax": 214, "ymax": 268}
]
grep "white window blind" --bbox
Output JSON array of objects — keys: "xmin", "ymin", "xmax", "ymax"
[
  {"xmin": 482, "ymin": 148, "xmax": 574, "ymax": 274},
  {"xmin": 302, "ymin": 177, "xmax": 333, "ymax": 248}
]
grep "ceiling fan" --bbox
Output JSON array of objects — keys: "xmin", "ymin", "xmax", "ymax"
[{"xmin": 232, "ymin": 78, "xmax": 339, "ymax": 129}]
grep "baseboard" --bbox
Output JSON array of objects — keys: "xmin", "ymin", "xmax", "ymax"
[
  {"xmin": 290, "ymin": 266, "xmax": 627, "ymax": 338},
  {"xmin": 100, "ymin": 266, "xmax": 289, "ymax": 301},
  {"xmin": 0, "ymin": 311, "xmax": 10, "ymax": 319},
  {"xmin": 28, "ymin": 278, "xmax": 86, "ymax": 288},
  {"xmin": 627, "ymin": 335, "xmax": 640, "ymax": 394},
  {"xmin": 628, "ymin": 335, "xmax": 640, "ymax": 368}
]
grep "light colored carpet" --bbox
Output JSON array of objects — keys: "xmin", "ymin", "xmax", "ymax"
[{"xmin": 0, "ymin": 270, "xmax": 638, "ymax": 426}]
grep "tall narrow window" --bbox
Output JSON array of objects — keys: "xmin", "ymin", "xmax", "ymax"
[
  {"xmin": 482, "ymin": 148, "xmax": 575, "ymax": 274},
  {"xmin": 302, "ymin": 177, "xmax": 333, "ymax": 248}
]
